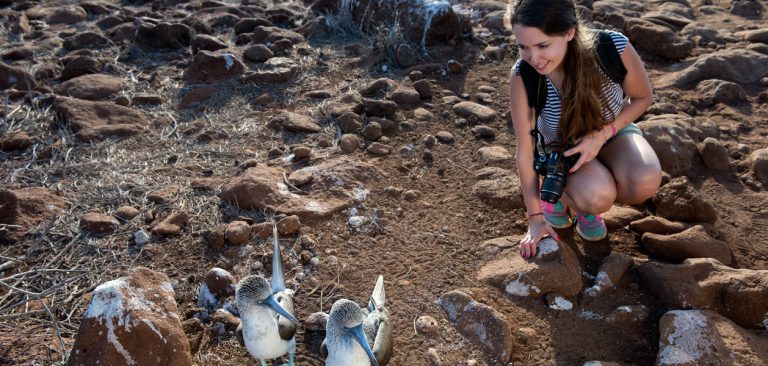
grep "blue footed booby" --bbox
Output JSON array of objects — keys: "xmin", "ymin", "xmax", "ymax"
[
  {"xmin": 322, "ymin": 275, "xmax": 393, "ymax": 366},
  {"xmin": 236, "ymin": 223, "xmax": 299, "ymax": 366}
]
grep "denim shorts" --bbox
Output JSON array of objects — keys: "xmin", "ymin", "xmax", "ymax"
[{"xmin": 605, "ymin": 122, "xmax": 642, "ymax": 145}]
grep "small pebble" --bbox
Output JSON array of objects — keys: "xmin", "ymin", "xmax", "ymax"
[
  {"xmin": 416, "ymin": 315, "xmax": 439, "ymax": 334},
  {"xmin": 427, "ymin": 348, "xmax": 442, "ymax": 365}
]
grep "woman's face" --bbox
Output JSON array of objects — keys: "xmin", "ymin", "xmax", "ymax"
[{"xmin": 513, "ymin": 25, "xmax": 574, "ymax": 76}]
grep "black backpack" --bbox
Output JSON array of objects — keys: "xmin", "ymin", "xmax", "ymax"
[{"xmin": 519, "ymin": 30, "xmax": 627, "ymax": 119}]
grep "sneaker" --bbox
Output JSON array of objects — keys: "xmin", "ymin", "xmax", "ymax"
[
  {"xmin": 576, "ymin": 213, "xmax": 608, "ymax": 241},
  {"xmin": 541, "ymin": 200, "xmax": 573, "ymax": 229}
]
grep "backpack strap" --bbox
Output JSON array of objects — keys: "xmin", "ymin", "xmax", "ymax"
[
  {"xmin": 519, "ymin": 61, "xmax": 548, "ymax": 118},
  {"xmin": 595, "ymin": 30, "xmax": 627, "ymax": 85}
]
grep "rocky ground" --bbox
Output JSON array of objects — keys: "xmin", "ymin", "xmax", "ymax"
[{"xmin": 1, "ymin": 0, "xmax": 768, "ymax": 365}]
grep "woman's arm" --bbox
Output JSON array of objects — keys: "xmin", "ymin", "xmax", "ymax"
[{"xmin": 509, "ymin": 70, "xmax": 560, "ymax": 258}]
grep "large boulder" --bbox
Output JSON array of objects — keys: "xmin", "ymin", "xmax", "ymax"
[
  {"xmin": 54, "ymin": 74, "xmax": 126, "ymax": 100},
  {"xmin": 54, "ymin": 97, "xmax": 148, "ymax": 141},
  {"xmin": 652, "ymin": 176, "xmax": 717, "ymax": 224},
  {"xmin": 221, "ymin": 157, "xmax": 384, "ymax": 218},
  {"xmin": 638, "ymin": 258, "xmax": 768, "ymax": 329},
  {"xmin": 471, "ymin": 167, "xmax": 524, "ymax": 210},
  {"xmin": 185, "ymin": 51, "xmax": 245, "ymax": 84},
  {"xmin": 478, "ymin": 238, "xmax": 583, "ymax": 298},
  {"xmin": 639, "ymin": 114, "xmax": 699, "ymax": 177},
  {"xmin": 437, "ymin": 291, "xmax": 519, "ymax": 365},
  {"xmin": 67, "ymin": 267, "xmax": 192, "ymax": 366},
  {"xmin": 136, "ymin": 22, "xmax": 192, "ymax": 49},
  {"xmin": 656, "ymin": 310, "xmax": 768, "ymax": 365},
  {"xmin": 627, "ymin": 20, "xmax": 693, "ymax": 59},
  {"xmin": 0, "ymin": 63, "xmax": 37, "ymax": 91},
  {"xmin": 664, "ymin": 49, "xmax": 768, "ymax": 88},
  {"xmin": 641, "ymin": 225, "xmax": 731, "ymax": 265}
]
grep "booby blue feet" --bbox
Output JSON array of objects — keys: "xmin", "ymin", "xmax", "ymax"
[
  {"xmin": 278, "ymin": 352, "xmax": 295, "ymax": 366},
  {"xmin": 260, "ymin": 359, "xmax": 268, "ymax": 366}
]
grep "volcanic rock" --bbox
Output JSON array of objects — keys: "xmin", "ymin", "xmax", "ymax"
[
  {"xmin": 67, "ymin": 267, "xmax": 192, "ymax": 366},
  {"xmin": 472, "ymin": 167, "xmax": 524, "ymax": 210},
  {"xmin": 80, "ymin": 212, "xmax": 120, "ymax": 235},
  {"xmin": 54, "ymin": 74, "xmax": 126, "ymax": 100},
  {"xmin": 478, "ymin": 238, "xmax": 582, "ymax": 297},
  {"xmin": 652, "ymin": 177, "xmax": 717, "ymax": 223},
  {"xmin": 185, "ymin": 51, "xmax": 245, "ymax": 84},
  {"xmin": 437, "ymin": 291, "xmax": 519, "ymax": 365},
  {"xmin": 656, "ymin": 309, "xmax": 768, "ymax": 365},
  {"xmin": 638, "ymin": 258, "xmax": 768, "ymax": 328},
  {"xmin": 54, "ymin": 97, "xmax": 148, "ymax": 141},
  {"xmin": 641, "ymin": 225, "xmax": 731, "ymax": 265}
]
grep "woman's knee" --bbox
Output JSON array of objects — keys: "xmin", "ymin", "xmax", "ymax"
[
  {"xmin": 567, "ymin": 184, "xmax": 616, "ymax": 214},
  {"xmin": 617, "ymin": 166, "xmax": 662, "ymax": 203}
]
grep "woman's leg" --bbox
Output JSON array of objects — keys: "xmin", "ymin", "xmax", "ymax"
[
  {"xmin": 597, "ymin": 133, "xmax": 662, "ymax": 204},
  {"xmin": 560, "ymin": 158, "xmax": 617, "ymax": 214}
]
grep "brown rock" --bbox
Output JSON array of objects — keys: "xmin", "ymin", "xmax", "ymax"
[
  {"xmin": 471, "ymin": 125, "xmax": 497, "ymax": 138},
  {"xmin": 0, "ymin": 63, "xmax": 37, "ymax": 91},
  {"xmin": 415, "ymin": 315, "xmax": 439, "ymax": 334},
  {"xmin": 367, "ymin": 142, "xmax": 391, "ymax": 155},
  {"xmin": 437, "ymin": 291, "xmax": 519, "ymax": 364},
  {"xmin": 210, "ymin": 309, "xmax": 240, "ymax": 332},
  {"xmin": 151, "ymin": 211, "xmax": 189, "ymax": 235},
  {"xmin": 54, "ymin": 74, "xmax": 126, "ymax": 100},
  {"xmin": 629, "ymin": 215, "xmax": 694, "ymax": 235},
  {"xmin": 0, "ymin": 131, "xmax": 33, "ymax": 151},
  {"xmin": 225, "ymin": 220, "xmax": 251, "ymax": 245},
  {"xmin": 640, "ymin": 114, "xmax": 699, "ymax": 176},
  {"xmin": 54, "ymin": 97, "xmax": 148, "ymax": 141},
  {"xmin": 478, "ymin": 238, "xmax": 582, "ymax": 297},
  {"xmin": 252, "ymin": 222, "xmax": 273, "ymax": 239},
  {"xmin": 204, "ymin": 228, "xmax": 226, "ymax": 251},
  {"xmin": 699, "ymin": 137, "xmax": 730, "ymax": 171},
  {"xmin": 63, "ymin": 32, "xmax": 111, "ymax": 50},
  {"xmin": 639, "ymin": 258, "xmax": 768, "ymax": 328},
  {"xmin": 198, "ymin": 268, "xmax": 237, "ymax": 309},
  {"xmin": 185, "ymin": 51, "xmax": 244, "ymax": 84},
  {"xmin": 603, "ymin": 205, "xmax": 644, "ymax": 230},
  {"xmin": 136, "ymin": 22, "xmax": 192, "ymax": 49},
  {"xmin": 283, "ymin": 112, "xmax": 321, "ymax": 133},
  {"xmin": 288, "ymin": 169, "xmax": 313, "ymax": 186},
  {"xmin": 585, "ymin": 253, "xmax": 634, "ymax": 297},
  {"xmin": 472, "ymin": 167, "xmax": 524, "ymax": 210},
  {"xmin": 292, "ymin": 146, "xmax": 311, "ymax": 159},
  {"xmin": 0, "ymin": 189, "xmax": 20, "ymax": 225},
  {"xmin": 67, "ymin": 267, "xmax": 192, "ymax": 366},
  {"xmin": 48, "ymin": 6, "xmax": 87, "ymax": 25},
  {"xmin": 627, "ymin": 19, "xmax": 693, "ymax": 59},
  {"xmin": 477, "ymin": 146, "xmax": 512, "ymax": 165},
  {"xmin": 80, "ymin": 212, "xmax": 120, "ymax": 234},
  {"xmin": 190, "ymin": 34, "xmax": 228, "ymax": 54},
  {"xmin": 751, "ymin": 148, "xmax": 768, "ymax": 186},
  {"xmin": 413, "ymin": 79, "xmax": 432, "ymax": 99},
  {"xmin": 147, "ymin": 185, "xmax": 180, "ymax": 204},
  {"xmin": 221, "ymin": 158, "xmax": 383, "ymax": 218},
  {"xmin": 657, "ymin": 309, "xmax": 768, "ymax": 365},
  {"xmin": 179, "ymin": 86, "xmax": 219, "ymax": 109},
  {"xmin": 277, "ymin": 215, "xmax": 301, "ymax": 235},
  {"xmin": 243, "ymin": 44, "xmax": 274, "ymax": 62},
  {"xmin": 652, "ymin": 176, "xmax": 717, "ymax": 223},
  {"xmin": 454, "ymin": 102, "xmax": 497, "ymax": 122},
  {"xmin": 339, "ymin": 134, "xmax": 361, "ymax": 153},
  {"xmin": 391, "ymin": 86, "xmax": 421, "ymax": 105},
  {"xmin": 363, "ymin": 122, "xmax": 383, "ymax": 141},
  {"xmin": 641, "ymin": 225, "xmax": 731, "ymax": 265},
  {"xmin": 240, "ymin": 57, "xmax": 299, "ymax": 84}
]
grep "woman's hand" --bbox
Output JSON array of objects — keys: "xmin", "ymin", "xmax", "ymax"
[
  {"xmin": 519, "ymin": 216, "xmax": 561, "ymax": 258},
  {"xmin": 564, "ymin": 129, "xmax": 608, "ymax": 173}
]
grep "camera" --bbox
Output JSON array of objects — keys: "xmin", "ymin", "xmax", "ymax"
[{"xmin": 533, "ymin": 150, "xmax": 581, "ymax": 203}]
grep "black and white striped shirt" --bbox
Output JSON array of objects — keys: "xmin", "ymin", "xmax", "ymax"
[{"xmin": 513, "ymin": 30, "xmax": 629, "ymax": 145}]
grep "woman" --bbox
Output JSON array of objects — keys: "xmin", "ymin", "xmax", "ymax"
[{"xmin": 506, "ymin": 0, "xmax": 662, "ymax": 258}]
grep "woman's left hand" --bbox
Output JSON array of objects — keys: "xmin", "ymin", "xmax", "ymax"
[{"xmin": 564, "ymin": 130, "xmax": 607, "ymax": 173}]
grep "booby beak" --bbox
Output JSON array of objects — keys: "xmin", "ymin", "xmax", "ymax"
[
  {"xmin": 351, "ymin": 324, "xmax": 378, "ymax": 366},
  {"xmin": 264, "ymin": 295, "xmax": 299, "ymax": 324}
]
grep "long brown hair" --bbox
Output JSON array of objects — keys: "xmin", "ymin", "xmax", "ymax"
[{"xmin": 506, "ymin": 0, "xmax": 607, "ymax": 146}]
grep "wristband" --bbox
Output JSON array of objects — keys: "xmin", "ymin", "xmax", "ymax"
[
  {"xmin": 527, "ymin": 212, "xmax": 543, "ymax": 219},
  {"xmin": 610, "ymin": 121, "xmax": 617, "ymax": 137}
]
